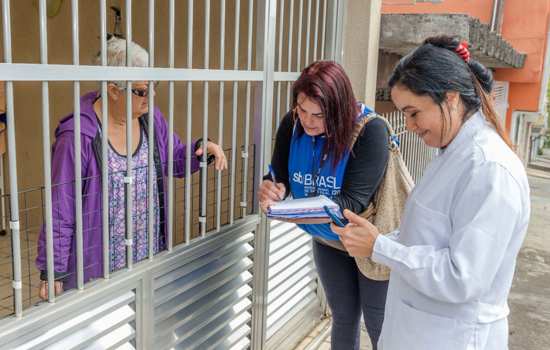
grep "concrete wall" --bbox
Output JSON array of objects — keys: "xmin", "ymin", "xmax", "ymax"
[
  {"xmin": 376, "ymin": 52, "xmax": 400, "ymax": 89},
  {"xmin": 381, "ymin": 0, "xmax": 550, "ymax": 135},
  {"xmin": 494, "ymin": 1, "xmax": 550, "ymax": 130},
  {"xmin": 382, "ymin": 0, "xmax": 495, "ymax": 24},
  {"xmin": 342, "ymin": 0, "xmax": 381, "ymax": 107}
]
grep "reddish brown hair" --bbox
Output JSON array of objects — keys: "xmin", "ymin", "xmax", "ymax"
[{"xmin": 292, "ymin": 61, "xmax": 359, "ymax": 167}]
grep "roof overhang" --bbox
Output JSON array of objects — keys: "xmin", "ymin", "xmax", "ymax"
[{"xmin": 380, "ymin": 14, "xmax": 526, "ymax": 68}]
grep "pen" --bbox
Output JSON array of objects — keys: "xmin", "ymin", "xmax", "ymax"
[
  {"xmin": 268, "ymin": 164, "xmax": 277, "ymax": 184},
  {"xmin": 268, "ymin": 164, "xmax": 284, "ymax": 200}
]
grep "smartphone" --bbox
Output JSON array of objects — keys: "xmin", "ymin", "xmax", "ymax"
[{"xmin": 323, "ymin": 205, "xmax": 349, "ymax": 227}]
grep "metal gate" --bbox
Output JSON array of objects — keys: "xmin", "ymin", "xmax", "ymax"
[{"xmin": 0, "ymin": 0, "xmax": 344, "ymax": 349}]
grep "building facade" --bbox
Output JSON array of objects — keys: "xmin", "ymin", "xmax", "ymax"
[{"xmin": 377, "ymin": 0, "xmax": 550, "ymax": 164}]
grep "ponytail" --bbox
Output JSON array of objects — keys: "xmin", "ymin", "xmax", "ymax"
[{"xmin": 389, "ymin": 35, "xmax": 513, "ymax": 150}]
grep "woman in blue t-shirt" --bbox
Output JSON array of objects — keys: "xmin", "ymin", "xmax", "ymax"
[{"xmin": 258, "ymin": 61, "xmax": 389, "ymax": 350}]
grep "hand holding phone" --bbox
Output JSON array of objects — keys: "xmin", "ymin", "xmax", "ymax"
[{"xmin": 323, "ymin": 205, "xmax": 349, "ymax": 227}]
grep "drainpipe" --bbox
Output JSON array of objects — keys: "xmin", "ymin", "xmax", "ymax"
[{"xmin": 490, "ymin": 0, "xmax": 505, "ymax": 33}]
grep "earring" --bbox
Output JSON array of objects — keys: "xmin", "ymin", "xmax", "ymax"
[{"xmin": 292, "ymin": 107, "xmax": 298, "ymax": 123}]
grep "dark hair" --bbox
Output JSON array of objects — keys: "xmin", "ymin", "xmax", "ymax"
[
  {"xmin": 292, "ymin": 61, "xmax": 359, "ymax": 166},
  {"xmin": 388, "ymin": 35, "xmax": 512, "ymax": 148}
]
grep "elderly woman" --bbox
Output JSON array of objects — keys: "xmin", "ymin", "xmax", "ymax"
[{"xmin": 36, "ymin": 37, "xmax": 227, "ymax": 299}]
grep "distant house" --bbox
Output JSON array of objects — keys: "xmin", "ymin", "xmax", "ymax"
[{"xmin": 376, "ymin": 0, "xmax": 550, "ymax": 164}]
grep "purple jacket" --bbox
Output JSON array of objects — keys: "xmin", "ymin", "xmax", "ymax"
[{"xmin": 36, "ymin": 92, "xmax": 200, "ymax": 289}]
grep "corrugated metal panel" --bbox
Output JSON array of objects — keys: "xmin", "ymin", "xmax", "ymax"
[
  {"xmin": 0, "ymin": 219, "xmax": 259, "ymax": 350},
  {"xmin": 8, "ymin": 291, "xmax": 136, "ymax": 350},
  {"xmin": 173, "ymin": 307, "xmax": 251, "ymax": 350},
  {"xmin": 201, "ymin": 315, "xmax": 251, "ymax": 349},
  {"xmin": 153, "ymin": 232, "xmax": 254, "ymax": 350},
  {"xmin": 266, "ymin": 221, "xmax": 319, "ymax": 340}
]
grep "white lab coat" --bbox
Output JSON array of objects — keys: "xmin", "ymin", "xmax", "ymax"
[{"xmin": 372, "ymin": 111, "xmax": 530, "ymax": 350}]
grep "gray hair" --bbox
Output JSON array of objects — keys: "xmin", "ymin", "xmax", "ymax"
[{"xmin": 96, "ymin": 37, "xmax": 149, "ymax": 87}]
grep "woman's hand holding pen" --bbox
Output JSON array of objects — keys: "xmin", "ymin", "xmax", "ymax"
[
  {"xmin": 259, "ymin": 165, "xmax": 286, "ymax": 213},
  {"xmin": 258, "ymin": 180, "xmax": 286, "ymax": 213}
]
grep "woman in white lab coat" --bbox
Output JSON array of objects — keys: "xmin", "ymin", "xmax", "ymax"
[{"xmin": 332, "ymin": 35, "xmax": 530, "ymax": 350}]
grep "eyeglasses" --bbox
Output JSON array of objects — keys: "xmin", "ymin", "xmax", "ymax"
[
  {"xmin": 130, "ymin": 87, "xmax": 152, "ymax": 97},
  {"xmin": 113, "ymin": 82, "xmax": 159, "ymax": 97},
  {"xmin": 106, "ymin": 33, "xmax": 125, "ymax": 41}
]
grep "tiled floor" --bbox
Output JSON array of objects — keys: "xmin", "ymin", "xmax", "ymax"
[
  {"xmin": 0, "ymin": 229, "xmax": 42, "ymax": 318},
  {"xmin": 294, "ymin": 318, "xmax": 373, "ymax": 350}
]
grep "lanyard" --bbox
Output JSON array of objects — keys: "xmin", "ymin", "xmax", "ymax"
[{"xmin": 310, "ymin": 136, "xmax": 328, "ymax": 197}]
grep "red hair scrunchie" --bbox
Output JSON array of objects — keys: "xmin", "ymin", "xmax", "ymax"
[{"xmin": 455, "ymin": 41, "xmax": 471, "ymax": 63}]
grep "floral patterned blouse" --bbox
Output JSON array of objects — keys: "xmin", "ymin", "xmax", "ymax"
[{"xmin": 108, "ymin": 126, "xmax": 161, "ymax": 271}]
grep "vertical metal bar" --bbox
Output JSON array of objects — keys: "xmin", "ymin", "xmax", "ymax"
[
  {"xmin": 323, "ymin": 0, "xmax": 344, "ymax": 63},
  {"xmin": 216, "ymin": 0, "xmax": 226, "ymax": 232},
  {"xmin": 71, "ymin": 0, "xmax": 84, "ymax": 290},
  {"xmin": 251, "ymin": 0, "xmax": 277, "ymax": 347},
  {"xmin": 167, "ymin": 0, "xmax": 175, "ymax": 250},
  {"xmin": 185, "ymin": 0, "xmax": 193, "ymax": 243},
  {"xmin": 277, "ymin": 0, "xmax": 285, "ymax": 72},
  {"xmin": 305, "ymin": 0, "xmax": 312, "ymax": 66},
  {"xmin": 148, "ymin": 0, "xmax": 156, "ymax": 259},
  {"xmin": 410, "ymin": 135, "xmax": 416, "ymax": 178},
  {"xmin": 287, "ymin": 0, "xmax": 294, "ymax": 71},
  {"xmin": 332, "ymin": 0, "xmax": 346, "ymax": 63},
  {"xmin": 321, "ymin": 0, "xmax": 327, "ymax": 59},
  {"xmin": 313, "ymin": 0, "xmax": 320, "ymax": 62},
  {"xmin": 241, "ymin": 0, "xmax": 254, "ymax": 217},
  {"xmin": 200, "ymin": 0, "xmax": 210, "ymax": 236},
  {"xmin": 2, "ymin": 0, "xmax": 23, "ymax": 317},
  {"xmin": 286, "ymin": 81, "xmax": 291, "ymax": 115},
  {"xmin": 275, "ymin": 0, "xmax": 285, "ymax": 126},
  {"xmin": 414, "ymin": 136, "xmax": 419, "ymax": 181},
  {"xmin": 286, "ymin": 0, "xmax": 295, "ymax": 112},
  {"xmin": 38, "ymin": 0, "xmax": 56, "ymax": 303},
  {"xmin": 23, "ymin": 192, "xmax": 30, "ymax": 307},
  {"xmin": 0, "ymin": 157, "xmax": 5, "ymax": 232},
  {"xmin": 275, "ymin": 84, "xmax": 281, "ymax": 128},
  {"xmin": 490, "ymin": 0, "xmax": 500, "ymax": 32},
  {"xmin": 410, "ymin": 121, "xmax": 417, "ymax": 178},
  {"xmin": 415, "ymin": 134, "xmax": 420, "ymax": 180},
  {"xmin": 100, "ymin": 0, "xmax": 109, "ymax": 280},
  {"xmin": 230, "ymin": 0, "xmax": 241, "ymax": 224},
  {"xmin": 330, "ymin": 0, "xmax": 338, "ymax": 61},
  {"xmin": 296, "ymin": 0, "xmax": 304, "ymax": 70},
  {"xmin": 334, "ymin": 0, "xmax": 346, "ymax": 64},
  {"xmin": 125, "ymin": 0, "xmax": 134, "ymax": 269}
]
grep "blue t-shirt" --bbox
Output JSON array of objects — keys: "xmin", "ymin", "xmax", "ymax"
[{"xmin": 288, "ymin": 104, "xmax": 372, "ymax": 240}]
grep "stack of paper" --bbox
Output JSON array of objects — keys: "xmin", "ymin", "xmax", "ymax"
[{"xmin": 267, "ymin": 195, "xmax": 340, "ymax": 219}]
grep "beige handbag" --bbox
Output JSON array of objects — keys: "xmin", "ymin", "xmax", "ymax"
[{"xmin": 352, "ymin": 113, "xmax": 415, "ymax": 281}]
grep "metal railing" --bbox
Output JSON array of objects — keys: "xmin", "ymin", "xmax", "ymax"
[
  {"xmin": 384, "ymin": 109, "xmax": 438, "ymax": 183},
  {"xmin": 0, "ymin": 0, "xmax": 344, "ymax": 349},
  {"xmin": 0, "ymin": 146, "xmax": 257, "ymax": 318},
  {"xmin": 0, "ymin": 0, "xmax": 266, "ymax": 312}
]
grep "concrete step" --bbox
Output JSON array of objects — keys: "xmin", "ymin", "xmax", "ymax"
[{"xmin": 529, "ymin": 162, "xmax": 550, "ymax": 172}]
